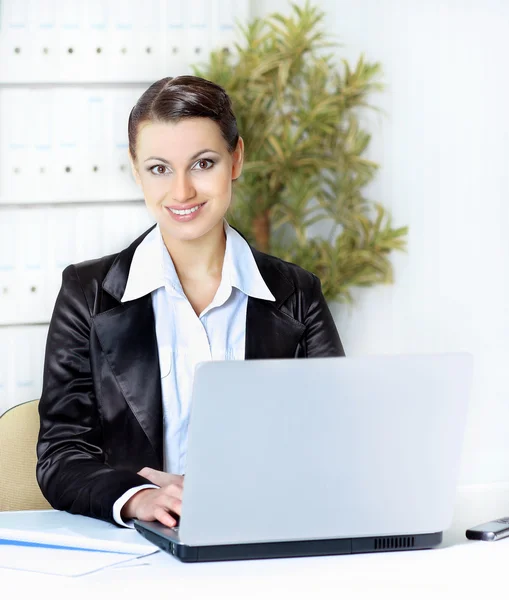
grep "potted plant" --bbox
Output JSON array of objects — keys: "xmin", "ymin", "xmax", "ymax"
[{"xmin": 194, "ymin": 2, "xmax": 407, "ymax": 302}]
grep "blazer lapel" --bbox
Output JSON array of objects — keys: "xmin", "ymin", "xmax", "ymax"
[
  {"xmin": 92, "ymin": 225, "xmax": 163, "ymax": 467},
  {"xmin": 93, "ymin": 299, "xmax": 163, "ymax": 466},
  {"xmin": 245, "ymin": 248, "xmax": 305, "ymax": 359}
]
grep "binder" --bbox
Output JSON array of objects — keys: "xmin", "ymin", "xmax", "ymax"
[
  {"xmin": 13, "ymin": 329, "xmax": 35, "ymax": 404},
  {"xmin": 0, "ymin": 0, "xmax": 31, "ymax": 83},
  {"xmin": 31, "ymin": 326, "xmax": 48, "ymax": 401},
  {"xmin": 0, "ymin": 329, "xmax": 10, "ymax": 416},
  {"xmin": 0, "ymin": 89, "xmax": 32, "ymax": 202},
  {"xmin": 128, "ymin": 203, "xmax": 156, "ymax": 243},
  {"xmin": 185, "ymin": 0, "xmax": 211, "ymax": 73},
  {"xmin": 102, "ymin": 205, "xmax": 137, "ymax": 255},
  {"xmin": 109, "ymin": 0, "xmax": 137, "ymax": 82},
  {"xmin": 75, "ymin": 205, "xmax": 105, "ymax": 263},
  {"xmin": 130, "ymin": 0, "xmax": 166, "ymax": 82},
  {"xmin": 16, "ymin": 209, "xmax": 48, "ymax": 324},
  {"xmin": 29, "ymin": 0, "xmax": 57, "ymax": 83},
  {"xmin": 214, "ymin": 0, "xmax": 247, "ymax": 56},
  {"xmin": 0, "ymin": 210, "xmax": 17, "ymax": 325},
  {"xmin": 85, "ymin": 91, "xmax": 110, "ymax": 199},
  {"xmin": 31, "ymin": 89, "xmax": 54, "ymax": 203},
  {"xmin": 166, "ymin": 0, "xmax": 187, "ymax": 75},
  {"xmin": 47, "ymin": 206, "xmax": 76, "ymax": 318},
  {"xmin": 83, "ymin": 0, "xmax": 109, "ymax": 83},
  {"xmin": 53, "ymin": 88, "xmax": 86, "ymax": 201},
  {"xmin": 54, "ymin": 0, "xmax": 84, "ymax": 83},
  {"xmin": 110, "ymin": 89, "xmax": 144, "ymax": 200}
]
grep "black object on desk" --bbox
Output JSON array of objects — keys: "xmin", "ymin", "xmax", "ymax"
[{"xmin": 466, "ymin": 518, "xmax": 509, "ymax": 541}]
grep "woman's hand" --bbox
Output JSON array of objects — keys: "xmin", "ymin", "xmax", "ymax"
[{"xmin": 121, "ymin": 468, "xmax": 184, "ymax": 528}]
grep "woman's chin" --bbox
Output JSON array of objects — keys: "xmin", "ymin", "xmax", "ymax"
[{"xmin": 159, "ymin": 216, "xmax": 225, "ymax": 244}]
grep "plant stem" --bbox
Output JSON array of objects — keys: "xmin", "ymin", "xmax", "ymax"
[{"xmin": 253, "ymin": 210, "xmax": 271, "ymax": 253}]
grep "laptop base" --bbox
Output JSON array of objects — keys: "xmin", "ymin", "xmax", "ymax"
[{"xmin": 134, "ymin": 521, "xmax": 442, "ymax": 563}]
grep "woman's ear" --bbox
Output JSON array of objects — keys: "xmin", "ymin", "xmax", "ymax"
[
  {"xmin": 128, "ymin": 151, "xmax": 141, "ymax": 187},
  {"xmin": 231, "ymin": 137, "xmax": 244, "ymax": 181}
]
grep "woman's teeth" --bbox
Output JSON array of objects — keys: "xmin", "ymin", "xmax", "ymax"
[{"xmin": 169, "ymin": 204, "xmax": 203, "ymax": 216}]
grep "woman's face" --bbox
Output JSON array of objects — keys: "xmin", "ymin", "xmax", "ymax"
[{"xmin": 130, "ymin": 117, "xmax": 243, "ymax": 243}]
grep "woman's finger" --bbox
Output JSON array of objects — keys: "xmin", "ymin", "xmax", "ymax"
[{"xmin": 153, "ymin": 505, "xmax": 177, "ymax": 528}]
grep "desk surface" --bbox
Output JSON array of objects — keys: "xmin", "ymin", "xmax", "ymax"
[{"xmin": 3, "ymin": 483, "xmax": 509, "ymax": 600}]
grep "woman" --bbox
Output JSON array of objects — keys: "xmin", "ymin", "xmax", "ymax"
[{"xmin": 36, "ymin": 75, "xmax": 345, "ymax": 528}]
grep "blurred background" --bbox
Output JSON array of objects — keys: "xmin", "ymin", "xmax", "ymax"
[{"xmin": 0, "ymin": 0, "xmax": 508, "ymax": 499}]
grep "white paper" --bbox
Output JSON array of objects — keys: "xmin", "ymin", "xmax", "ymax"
[
  {"xmin": 0, "ymin": 510, "xmax": 156, "ymax": 555},
  {"xmin": 0, "ymin": 543, "xmax": 153, "ymax": 577}
]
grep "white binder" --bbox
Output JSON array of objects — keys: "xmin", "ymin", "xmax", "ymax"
[
  {"xmin": 215, "ymin": 0, "xmax": 249, "ymax": 56},
  {"xmin": 0, "ymin": 89, "xmax": 32, "ymax": 201},
  {"xmin": 75, "ymin": 205, "xmax": 105, "ymax": 263},
  {"xmin": 131, "ymin": 0, "xmax": 166, "ymax": 82},
  {"xmin": 0, "ymin": 0, "xmax": 31, "ymax": 83},
  {"xmin": 185, "ymin": 0, "xmax": 211, "ymax": 73},
  {"xmin": 13, "ymin": 329, "xmax": 35, "ymax": 403},
  {"xmin": 54, "ymin": 0, "xmax": 84, "ymax": 83},
  {"xmin": 0, "ymin": 208, "xmax": 17, "ymax": 321},
  {"xmin": 110, "ymin": 89, "xmax": 144, "ymax": 200},
  {"xmin": 29, "ymin": 0, "xmax": 57, "ymax": 84},
  {"xmin": 53, "ymin": 88, "xmax": 86, "ymax": 201},
  {"xmin": 31, "ymin": 89, "xmax": 54, "ymax": 203},
  {"xmin": 0, "ymin": 328, "xmax": 9, "ymax": 415},
  {"xmin": 16, "ymin": 209, "xmax": 48, "ymax": 324},
  {"xmin": 85, "ymin": 91, "xmax": 110, "ymax": 199},
  {"xmin": 166, "ymin": 0, "xmax": 188, "ymax": 75},
  {"xmin": 83, "ymin": 0, "xmax": 109, "ymax": 83}
]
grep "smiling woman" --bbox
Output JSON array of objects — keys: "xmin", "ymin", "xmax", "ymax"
[
  {"xmin": 36, "ymin": 75, "xmax": 345, "ymax": 530},
  {"xmin": 132, "ymin": 116, "xmax": 242, "ymax": 241}
]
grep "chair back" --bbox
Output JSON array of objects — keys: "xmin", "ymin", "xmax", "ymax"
[{"xmin": 0, "ymin": 399, "xmax": 51, "ymax": 511}]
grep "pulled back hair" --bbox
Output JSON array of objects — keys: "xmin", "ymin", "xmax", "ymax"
[{"xmin": 128, "ymin": 75, "xmax": 239, "ymax": 162}]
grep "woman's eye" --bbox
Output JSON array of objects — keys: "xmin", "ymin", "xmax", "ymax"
[
  {"xmin": 194, "ymin": 158, "xmax": 214, "ymax": 170},
  {"xmin": 150, "ymin": 165, "xmax": 168, "ymax": 175}
]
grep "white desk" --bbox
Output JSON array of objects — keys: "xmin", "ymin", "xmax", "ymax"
[{"xmin": 2, "ymin": 483, "xmax": 509, "ymax": 600}]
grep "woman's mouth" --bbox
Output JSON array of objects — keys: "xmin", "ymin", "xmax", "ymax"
[{"xmin": 165, "ymin": 202, "xmax": 206, "ymax": 222}]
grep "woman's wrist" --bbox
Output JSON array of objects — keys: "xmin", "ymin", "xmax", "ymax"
[{"xmin": 121, "ymin": 488, "xmax": 152, "ymax": 520}]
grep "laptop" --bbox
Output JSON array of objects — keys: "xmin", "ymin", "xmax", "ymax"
[{"xmin": 134, "ymin": 353, "xmax": 473, "ymax": 562}]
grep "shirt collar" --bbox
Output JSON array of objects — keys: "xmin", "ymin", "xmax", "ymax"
[
  {"xmin": 121, "ymin": 225, "xmax": 165, "ymax": 302},
  {"xmin": 223, "ymin": 221, "xmax": 275, "ymax": 301},
  {"xmin": 121, "ymin": 220, "xmax": 275, "ymax": 303}
]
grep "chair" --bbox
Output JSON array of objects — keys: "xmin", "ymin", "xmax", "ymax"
[{"xmin": 0, "ymin": 399, "xmax": 51, "ymax": 511}]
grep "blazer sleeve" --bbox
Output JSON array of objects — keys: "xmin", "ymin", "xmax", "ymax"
[
  {"xmin": 303, "ymin": 275, "xmax": 345, "ymax": 357},
  {"xmin": 36, "ymin": 265, "xmax": 152, "ymax": 524}
]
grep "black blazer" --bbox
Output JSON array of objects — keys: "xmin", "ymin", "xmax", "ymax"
[{"xmin": 36, "ymin": 225, "xmax": 345, "ymax": 523}]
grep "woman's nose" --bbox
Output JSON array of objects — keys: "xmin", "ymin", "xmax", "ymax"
[{"xmin": 171, "ymin": 172, "xmax": 196, "ymax": 203}]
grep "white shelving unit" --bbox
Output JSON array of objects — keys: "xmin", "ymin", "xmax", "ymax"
[{"xmin": 0, "ymin": 0, "xmax": 250, "ymax": 415}]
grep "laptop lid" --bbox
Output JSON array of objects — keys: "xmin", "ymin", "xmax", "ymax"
[{"xmin": 177, "ymin": 353, "xmax": 473, "ymax": 547}]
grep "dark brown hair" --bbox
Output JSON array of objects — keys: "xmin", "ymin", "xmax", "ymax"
[{"xmin": 128, "ymin": 75, "xmax": 239, "ymax": 162}]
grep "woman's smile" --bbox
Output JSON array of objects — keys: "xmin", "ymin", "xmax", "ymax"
[{"xmin": 165, "ymin": 201, "xmax": 207, "ymax": 222}]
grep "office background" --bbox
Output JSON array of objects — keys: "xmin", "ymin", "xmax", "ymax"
[{"xmin": 1, "ymin": 0, "xmax": 508, "ymax": 491}]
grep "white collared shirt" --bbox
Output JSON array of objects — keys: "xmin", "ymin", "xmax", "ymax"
[{"xmin": 112, "ymin": 220, "xmax": 275, "ymax": 526}]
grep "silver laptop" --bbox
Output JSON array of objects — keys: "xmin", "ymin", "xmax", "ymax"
[{"xmin": 134, "ymin": 353, "xmax": 473, "ymax": 562}]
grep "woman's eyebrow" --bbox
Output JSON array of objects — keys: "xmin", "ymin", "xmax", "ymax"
[{"xmin": 144, "ymin": 149, "xmax": 221, "ymax": 164}]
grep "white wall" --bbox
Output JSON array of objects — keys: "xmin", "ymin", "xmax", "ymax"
[{"xmin": 253, "ymin": 0, "xmax": 509, "ymax": 486}]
